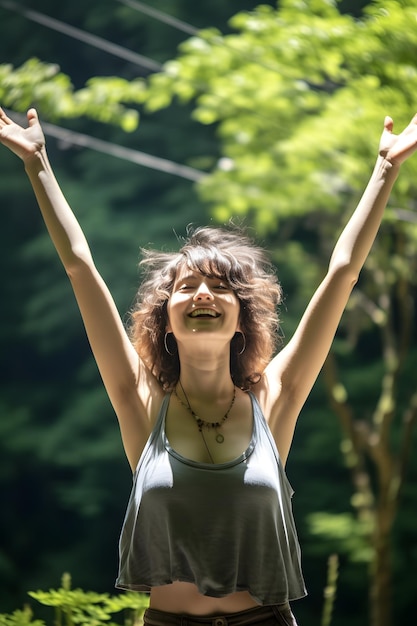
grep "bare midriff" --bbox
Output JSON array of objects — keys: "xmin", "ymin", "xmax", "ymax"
[{"xmin": 149, "ymin": 581, "xmax": 260, "ymax": 615}]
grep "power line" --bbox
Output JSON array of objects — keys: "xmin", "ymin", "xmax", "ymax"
[
  {"xmin": 7, "ymin": 110, "xmax": 206, "ymax": 182},
  {"xmin": 0, "ymin": 4, "xmax": 205, "ymax": 181},
  {"xmin": 115, "ymin": 0, "xmax": 198, "ymax": 36},
  {"xmin": 0, "ymin": 0, "xmax": 163, "ymax": 73},
  {"xmin": 1, "ymin": 0, "xmax": 285, "ymax": 85},
  {"xmin": 1, "ymin": 2, "xmax": 282, "ymax": 170},
  {"xmin": 112, "ymin": 0, "xmax": 293, "ymax": 79}
]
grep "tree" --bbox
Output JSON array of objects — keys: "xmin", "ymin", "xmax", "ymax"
[{"xmin": 137, "ymin": 1, "xmax": 417, "ymax": 624}]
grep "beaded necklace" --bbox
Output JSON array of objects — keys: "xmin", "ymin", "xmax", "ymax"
[{"xmin": 174, "ymin": 381, "xmax": 236, "ymax": 458}]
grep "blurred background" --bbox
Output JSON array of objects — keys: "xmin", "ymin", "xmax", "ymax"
[{"xmin": 1, "ymin": 1, "xmax": 417, "ymax": 625}]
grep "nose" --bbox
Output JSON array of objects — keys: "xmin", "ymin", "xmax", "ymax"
[{"xmin": 193, "ymin": 281, "xmax": 214, "ymax": 301}]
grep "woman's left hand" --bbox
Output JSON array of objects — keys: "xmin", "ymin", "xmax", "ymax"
[{"xmin": 380, "ymin": 113, "xmax": 417, "ymax": 165}]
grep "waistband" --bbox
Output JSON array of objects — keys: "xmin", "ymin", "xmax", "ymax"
[{"xmin": 143, "ymin": 603, "xmax": 293, "ymax": 626}]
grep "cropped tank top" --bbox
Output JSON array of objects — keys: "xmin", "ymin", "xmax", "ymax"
[{"xmin": 115, "ymin": 392, "xmax": 307, "ymax": 605}]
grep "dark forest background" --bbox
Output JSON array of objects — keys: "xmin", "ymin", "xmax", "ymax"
[{"xmin": 0, "ymin": 2, "xmax": 416, "ymax": 625}]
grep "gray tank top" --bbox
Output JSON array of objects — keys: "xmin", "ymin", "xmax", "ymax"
[{"xmin": 115, "ymin": 392, "xmax": 307, "ymax": 605}]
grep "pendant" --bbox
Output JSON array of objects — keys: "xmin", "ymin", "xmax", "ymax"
[{"xmin": 215, "ymin": 433, "xmax": 225, "ymax": 444}]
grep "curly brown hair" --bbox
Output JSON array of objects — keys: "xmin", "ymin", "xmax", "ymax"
[{"xmin": 128, "ymin": 225, "xmax": 283, "ymax": 390}]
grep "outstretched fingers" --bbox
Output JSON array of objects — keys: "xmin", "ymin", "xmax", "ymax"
[
  {"xmin": 0, "ymin": 107, "xmax": 12, "ymax": 127},
  {"xmin": 382, "ymin": 113, "xmax": 417, "ymax": 139},
  {"xmin": 384, "ymin": 115, "xmax": 394, "ymax": 133},
  {"xmin": 0, "ymin": 107, "xmax": 39, "ymax": 129},
  {"xmin": 0, "ymin": 107, "xmax": 45, "ymax": 159},
  {"xmin": 385, "ymin": 112, "xmax": 417, "ymax": 164},
  {"xmin": 27, "ymin": 108, "xmax": 39, "ymax": 126}
]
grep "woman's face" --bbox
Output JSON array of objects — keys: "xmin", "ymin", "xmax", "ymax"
[{"xmin": 166, "ymin": 266, "xmax": 241, "ymax": 345}]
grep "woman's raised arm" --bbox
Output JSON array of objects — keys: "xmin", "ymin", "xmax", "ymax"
[
  {"xmin": 261, "ymin": 114, "xmax": 417, "ymax": 464},
  {"xmin": 0, "ymin": 108, "xmax": 162, "ymax": 470}
]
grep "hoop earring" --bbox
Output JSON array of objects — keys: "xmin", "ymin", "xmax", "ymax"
[
  {"xmin": 236, "ymin": 331, "xmax": 246, "ymax": 355},
  {"xmin": 164, "ymin": 332, "xmax": 177, "ymax": 356}
]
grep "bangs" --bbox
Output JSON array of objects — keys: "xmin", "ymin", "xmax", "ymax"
[{"xmin": 181, "ymin": 245, "xmax": 247, "ymax": 286}]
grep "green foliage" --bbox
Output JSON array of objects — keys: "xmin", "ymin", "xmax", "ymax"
[
  {"xmin": 0, "ymin": 574, "xmax": 148, "ymax": 626},
  {"xmin": 0, "ymin": 607, "xmax": 43, "ymax": 626},
  {"xmin": 0, "ymin": 59, "xmax": 144, "ymax": 131},
  {"xmin": 142, "ymin": 0, "xmax": 417, "ymax": 231},
  {"xmin": 307, "ymin": 512, "xmax": 374, "ymax": 563}
]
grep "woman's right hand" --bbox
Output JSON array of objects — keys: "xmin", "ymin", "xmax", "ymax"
[{"xmin": 0, "ymin": 108, "xmax": 45, "ymax": 163}]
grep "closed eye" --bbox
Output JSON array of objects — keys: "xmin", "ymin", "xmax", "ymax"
[
  {"xmin": 177, "ymin": 282, "xmax": 196, "ymax": 291},
  {"xmin": 175, "ymin": 277, "xmax": 231, "ymax": 292}
]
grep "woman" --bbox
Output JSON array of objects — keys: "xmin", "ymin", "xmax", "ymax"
[{"xmin": 1, "ymin": 107, "xmax": 417, "ymax": 626}]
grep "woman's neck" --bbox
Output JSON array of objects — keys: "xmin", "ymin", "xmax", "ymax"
[{"xmin": 177, "ymin": 359, "xmax": 234, "ymax": 402}]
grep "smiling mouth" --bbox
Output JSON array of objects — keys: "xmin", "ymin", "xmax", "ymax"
[{"xmin": 189, "ymin": 308, "xmax": 220, "ymax": 318}]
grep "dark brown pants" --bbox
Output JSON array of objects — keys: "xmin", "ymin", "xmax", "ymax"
[{"xmin": 143, "ymin": 603, "xmax": 298, "ymax": 626}]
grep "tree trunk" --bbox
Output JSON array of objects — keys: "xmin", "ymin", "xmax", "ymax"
[
  {"xmin": 369, "ymin": 499, "xmax": 396, "ymax": 626},
  {"xmin": 322, "ymin": 353, "xmax": 396, "ymax": 626}
]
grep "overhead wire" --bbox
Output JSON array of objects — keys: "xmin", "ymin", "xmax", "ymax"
[
  {"xmin": 4, "ymin": 3, "xmax": 403, "ymax": 217},
  {"xmin": 0, "ymin": 1, "xmax": 280, "ymax": 174},
  {"xmin": 2, "ymin": 0, "xmax": 285, "ymax": 77},
  {"xmin": 0, "ymin": 0, "xmax": 163, "ymax": 73},
  {"xmin": 113, "ymin": 0, "xmax": 290, "ymax": 76},
  {"xmin": 114, "ymin": 0, "xmax": 199, "ymax": 36},
  {"xmin": 0, "ymin": 3, "xmax": 206, "ymax": 180},
  {"xmin": 109, "ymin": 0, "xmax": 285, "ymax": 131},
  {"xmin": 1, "ymin": 0, "xmax": 284, "ymax": 119},
  {"xmin": 4, "ymin": 110, "xmax": 206, "ymax": 182}
]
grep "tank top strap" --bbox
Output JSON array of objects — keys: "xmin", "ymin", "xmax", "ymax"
[
  {"xmin": 248, "ymin": 391, "xmax": 281, "ymax": 467},
  {"xmin": 155, "ymin": 392, "xmax": 171, "ymax": 430},
  {"xmin": 133, "ymin": 393, "xmax": 171, "ymax": 476}
]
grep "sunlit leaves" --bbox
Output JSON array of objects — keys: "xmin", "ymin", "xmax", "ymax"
[
  {"xmin": 0, "ymin": 59, "xmax": 145, "ymax": 131},
  {"xmin": 0, "ymin": 573, "xmax": 149, "ymax": 626},
  {"xmin": 0, "ymin": 567, "xmax": 148, "ymax": 625},
  {"xmin": 142, "ymin": 0, "xmax": 417, "ymax": 232},
  {"xmin": 307, "ymin": 512, "xmax": 374, "ymax": 563}
]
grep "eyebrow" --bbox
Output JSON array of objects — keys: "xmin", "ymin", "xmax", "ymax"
[
  {"xmin": 176, "ymin": 273, "xmax": 198, "ymax": 283},
  {"xmin": 175, "ymin": 273, "xmax": 227, "ymax": 284}
]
